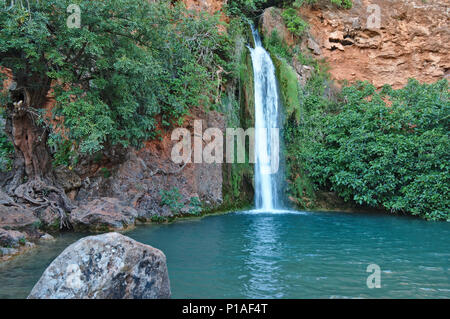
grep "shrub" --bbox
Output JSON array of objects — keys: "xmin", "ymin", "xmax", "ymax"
[
  {"xmin": 188, "ymin": 196, "xmax": 203, "ymax": 215},
  {"xmin": 99, "ymin": 167, "xmax": 111, "ymax": 179},
  {"xmin": 281, "ymin": 8, "xmax": 308, "ymax": 37},
  {"xmin": 160, "ymin": 187, "xmax": 184, "ymax": 215},
  {"xmin": 304, "ymin": 79, "xmax": 449, "ymax": 220}
]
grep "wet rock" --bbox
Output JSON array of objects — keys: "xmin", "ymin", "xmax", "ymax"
[
  {"xmin": 0, "ymin": 231, "xmax": 36, "ymax": 261},
  {"xmin": 0, "ymin": 247, "xmax": 18, "ymax": 257},
  {"xmin": 0, "ymin": 204, "xmax": 39, "ymax": 230},
  {"xmin": 24, "ymin": 241, "xmax": 35, "ymax": 249},
  {"xmin": 28, "ymin": 232, "xmax": 171, "ymax": 299},
  {"xmin": 69, "ymin": 197, "xmax": 138, "ymax": 231},
  {"xmin": 39, "ymin": 233, "xmax": 55, "ymax": 242},
  {"xmin": 0, "ymin": 228, "xmax": 27, "ymax": 247}
]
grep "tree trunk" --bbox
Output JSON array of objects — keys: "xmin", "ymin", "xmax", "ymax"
[
  {"xmin": 3, "ymin": 72, "xmax": 74, "ymax": 228},
  {"xmin": 11, "ymin": 109, "xmax": 52, "ymax": 178}
]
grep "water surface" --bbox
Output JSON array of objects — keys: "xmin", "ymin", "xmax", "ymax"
[{"xmin": 0, "ymin": 211, "xmax": 449, "ymax": 298}]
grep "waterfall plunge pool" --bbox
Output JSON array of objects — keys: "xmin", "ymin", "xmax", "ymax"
[{"xmin": 0, "ymin": 210, "xmax": 449, "ymax": 298}]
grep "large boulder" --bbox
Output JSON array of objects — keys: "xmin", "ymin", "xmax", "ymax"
[
  {"xmin": 28, "ymin": 232, "xmax": 171, "ymax": 299},
  {"xmin": 260, "ymin": 7, "xmax": 295, "ymax": 46},
  {"xmin": 69, "ymin": 197, "xmax": 138, "ymax": 231},
  {"xmin": 0, "ymin": 204, "xmax": 39, "ymax": 230}
]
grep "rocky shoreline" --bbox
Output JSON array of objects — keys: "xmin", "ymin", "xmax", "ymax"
[{"xmin": 0, "ymin": 188, "xmax": 239, "ymax": 262}]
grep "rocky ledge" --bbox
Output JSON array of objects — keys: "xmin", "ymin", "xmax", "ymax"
[
  {"xmin": 69, "ymin": 197, "xmax": 138, "ymax": 232},
  {"xmin": 0, "ymin": 200, "xmax": 55, "ymax": 261},
  {"xmin": 28, "ymin": 232, "xmax": 171, "ymax": 299}
]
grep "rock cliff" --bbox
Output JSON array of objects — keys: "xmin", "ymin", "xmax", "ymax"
[{"xmin": 262, "ymin": 0, "xmax": 449, "ymax": 88}]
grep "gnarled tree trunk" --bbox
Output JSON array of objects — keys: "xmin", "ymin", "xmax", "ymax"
[{"xmin": 3, "ymin": 72, "xmax": 74, "ymax": 228}]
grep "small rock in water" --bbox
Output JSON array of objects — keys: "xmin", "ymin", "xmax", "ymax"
[
  {"xmin": 28, "ymin": 232, "xmax": 171, "ymax": 299},
  {"xmin": 39, "ymin": 233, "xmax": 55, "ymax": 242}
]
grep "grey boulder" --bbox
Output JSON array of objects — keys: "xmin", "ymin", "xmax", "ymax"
[{"xmin": 28, "ymin": 232, "xmax": 171, "ymax": 299}]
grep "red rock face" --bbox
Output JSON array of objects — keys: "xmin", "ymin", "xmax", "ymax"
[
  {"xmin": 75, "ymin": 106, "xmax": 225, "ymax": 217},
  {"xmin": 182, "ymin": 0, "xmax": 225, "ymax": 14},
  {"xmin": 301, "ymin": 0, "xmax": 449, "ymax": 88},
  {"xmin": 261, "ymin": 0, "xmax": 449, "ymax": 89}
]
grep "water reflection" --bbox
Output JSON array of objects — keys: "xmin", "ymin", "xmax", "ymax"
[{"xmin": 242, "ymin": 215, "xmax": 284, "ymax": 298}]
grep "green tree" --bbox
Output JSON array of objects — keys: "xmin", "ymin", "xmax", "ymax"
[{"xmin": 0, "ymin": 0, "xmax": 231, "ymax": 223}]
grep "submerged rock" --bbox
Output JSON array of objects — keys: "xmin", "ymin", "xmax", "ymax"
[
  {"xmin": 69, "ymin": 197, "xmax": 138, "ymax": 231},
  {"xmin": 28, "ymin": 232, "xmax": 171, "ymax": 299},
  {"xmin": 0, "ymin": 247, "xmax": 19, "ymax": 257},
  {"xmin": 39, "ymin": 233, "xmax": 55, "ymax": 242}
]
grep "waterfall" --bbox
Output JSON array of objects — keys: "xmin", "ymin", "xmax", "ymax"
[{"xmin": 249, "ymin": 25, "xmax": 281, "ymax": 212}]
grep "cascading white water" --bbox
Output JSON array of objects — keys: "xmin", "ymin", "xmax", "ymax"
[{"xmin": 249, "ymin": 26, "xmax": 281, "ymax": 212}]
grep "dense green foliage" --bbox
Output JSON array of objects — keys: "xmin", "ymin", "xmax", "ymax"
[
  {"xmin": 271, "ymin": 52, "xmax": 301, "ymax": 122},
  {"xmin": 0, "ymin": 0, "xmax": 234, "ymax": 154},
  {"xmin": 287, "ymin": 78, "xmax": 449, "ymax": 220},
  {"xmin": 188, "ymin": 196, "xmax": 203, "ymax": 215},
  {"xmin": 263, "ymin": 29, "xmax": 293, "ymax": 60},
  {"xmin": 281, "ymin": 8, "xmax": 308, "ymax": 36},
  {"xmin": 268, "ymin": 14, "xmax": 448, "ymax": 220},
  {"xmin": 276, "ymin": 40, "xmax": 333, "ymax": 209}
]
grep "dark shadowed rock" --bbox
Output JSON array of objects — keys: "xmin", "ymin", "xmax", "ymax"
[
  {"xmin": 0, "ymin": 191, "xmax": 15, "ymax": 206},
  {"xmin": 69, "ymin": 197, "xmax": 138, "ymax": 231},
  {"xmin": 0, "ymin": 204, "xmax": 39, "ymax": 230},
  {"xmin": 37, "ymin": 207, "xmax": 60, "ymax": 229},
  {"xmin": 28, "ymin": 232, "xmax": 171, "ymax": 299},
  {"xmin": 54, "ymin": 166, "xmax": 82, "ymax": 192}
]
